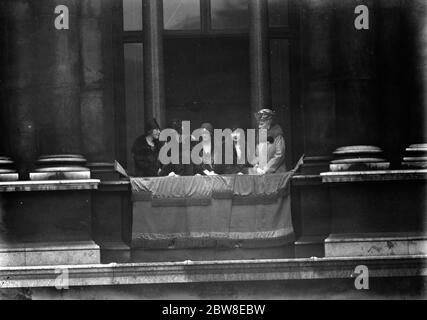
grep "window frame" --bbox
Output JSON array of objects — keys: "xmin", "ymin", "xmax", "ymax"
[{"xmin": 122, "ymin": 0, "xmax": 298, "ymax": 41}]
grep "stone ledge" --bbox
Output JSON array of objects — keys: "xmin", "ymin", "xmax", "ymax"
[
  {"xmin": 0, "ymin": 179, "xmax": 100, "ymax": 192},
  {"xmin": 0, "ymin": 255, "xmax": 425, "ymax": 289},
  {"xmin": 291, "ymin": 175, "xmax": 322, "ymax": 186},
  {"xmin": 99, "ymin": 180, "xmax": 130, "ymax": 186},
  {"xmin": 295, "ymin": 235, "xmax": 327, "ymax": 245},
  {"xmin": 320, "ymin": 169, "xmax": 427, "ymax": 183},
  {"xmin": 98, "ymin": 180, "xmax": 131, "ymax": 192},
  {"xmin": 0, "ymin": 241, "xmax": 100, "ymax": 267},
  {"xmin": 325, "ymin": 233, "xmax": 427, "ymax": 257},
  {"xmin": 326, "ymin": 232, "xmax": 427, "ymax": 242}
]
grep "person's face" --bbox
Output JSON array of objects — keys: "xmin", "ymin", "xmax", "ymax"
[
  {"xmin": 152, "ymin": 128, "xmax": 160, "ymax": 140},
  {"xmin": 201, "ymin": 128, "xmax": 211, "ymax": 142},
  {"xmin": 258, "ymin": 119, "xmax": 272, "ymax": 130},
  {"xmin": 231, "ymin": 129, "xmax": 242, "ymax": 142}
]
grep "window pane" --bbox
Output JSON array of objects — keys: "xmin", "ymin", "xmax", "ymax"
[
  {"xmin": 211, "ymin": 0, "xmax": 248, "ymax": 30},
  {"xmin": 164, "ymin": 0, "xmax": 200, "ymax": 30},
  {"xmin": 123, "ymin": 0, "xmax": 143, "ymax": 31},
  {"xmin": 268, "ymin": 0, "xmax": 289, "ymax": 27},
  {"xmin": 124, "ymin": 43, "xmax": 144, "ymax": 173}
]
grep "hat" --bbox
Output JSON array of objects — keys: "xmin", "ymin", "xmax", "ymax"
[
  {"xmin": 230, "ymin": 121, "xmax": 244, "ymax": 132},
  {"xmin": 255, "ymin": 108, "xmax": 276, "ymax": 122},
  {"xmin": 145, "ymin": 119, "xmax": 160, "ymax": 134},
  {"xmin": 200, "ymin": 122, "xmax": 214, "ymax": 134}
]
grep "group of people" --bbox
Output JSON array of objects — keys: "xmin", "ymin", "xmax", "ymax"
[{"xmin": 131, "ymin": 109, "xmax": 287, "ymax": 177}]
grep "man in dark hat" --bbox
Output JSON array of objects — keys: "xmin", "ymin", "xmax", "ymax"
[
  {"xmin": 132, "ymin": 120, "xmax": 161, "ymax": 177},
  {"xmin": 252, "ymin": 108, "xmax": 287, "ymax": 174}
]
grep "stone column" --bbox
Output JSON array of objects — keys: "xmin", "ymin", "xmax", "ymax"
[
  {"xmin": 80, "ymin": 0, "xmax": 114, "ymax": 165},
  {"xmin": 249, "ymin": 0, "xmax": 272, "ymax": 122},
  {"xmin": 33, "ymin": 0, "xmax": 82, "ymax": 156},
  {"xmin": 0, "ymin": 1, "xmax": 9, "ymax": 155},
  {"xmin": 401, "ymin": 0, "xmax": 427, "ymax": 144},
  {"xmin": 333, "ymin": 0, "xmax": 379, "ymax": 147},
  {"xmin": 0, "ymin": 0, "xmax": 5, "ymax": 155},
  {"xmin": 143, "ymin": 0, "xmax": 166, "ymax": 128},
  {"xmin": 3, "ymin": 0, "xmax": 38, "ymax": 178},
  {"xmin": 301, "ymin": 0, "xmax": 335, "ymax": 173},
  {"xmin": 377, "ymin": 0, "xmax": 404, "ymax": 166}
]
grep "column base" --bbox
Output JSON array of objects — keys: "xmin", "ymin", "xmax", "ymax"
[
  {"xmin": 325, "ymin": 232, "xmax": 427, "ymax": 257},
  {"xmin": 401, "ymin": 143, "xmax": 427, "ymax": 169},
  {"xmin": 31, "ymin": 155, "xmax": 91, "ymax": 180},
  {"xmin": 0, "ymin": 173, "xmax": 19, "ymax": 181},
  {"xmin": 0, "ymin": 241, "xmax": 100, "ymax": 267},
  {"xmin": 329, "ymin": 146, "xmax": 390, "ymax": 172},
  {"xmin": 0, "ymin": 157, "xmax": 19, "ymax": 181},
  {"xmin": 30, "ymin": 171, "xmax": 91, "ymax": 181}
]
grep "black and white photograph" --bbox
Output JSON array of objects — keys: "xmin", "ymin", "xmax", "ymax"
[{"xmin": 0, "ymin": 0, "xmax": 426, "ymax": 303}]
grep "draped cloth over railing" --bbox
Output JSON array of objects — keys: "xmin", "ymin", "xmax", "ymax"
[{"xmin": 130, "ymin": 171, "xmax": 296, "ymax": 249}]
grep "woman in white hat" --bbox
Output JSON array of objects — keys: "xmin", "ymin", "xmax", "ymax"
[{"xmin": 252, "ymin": 108, "xmax": 287, "ymax": 174}]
